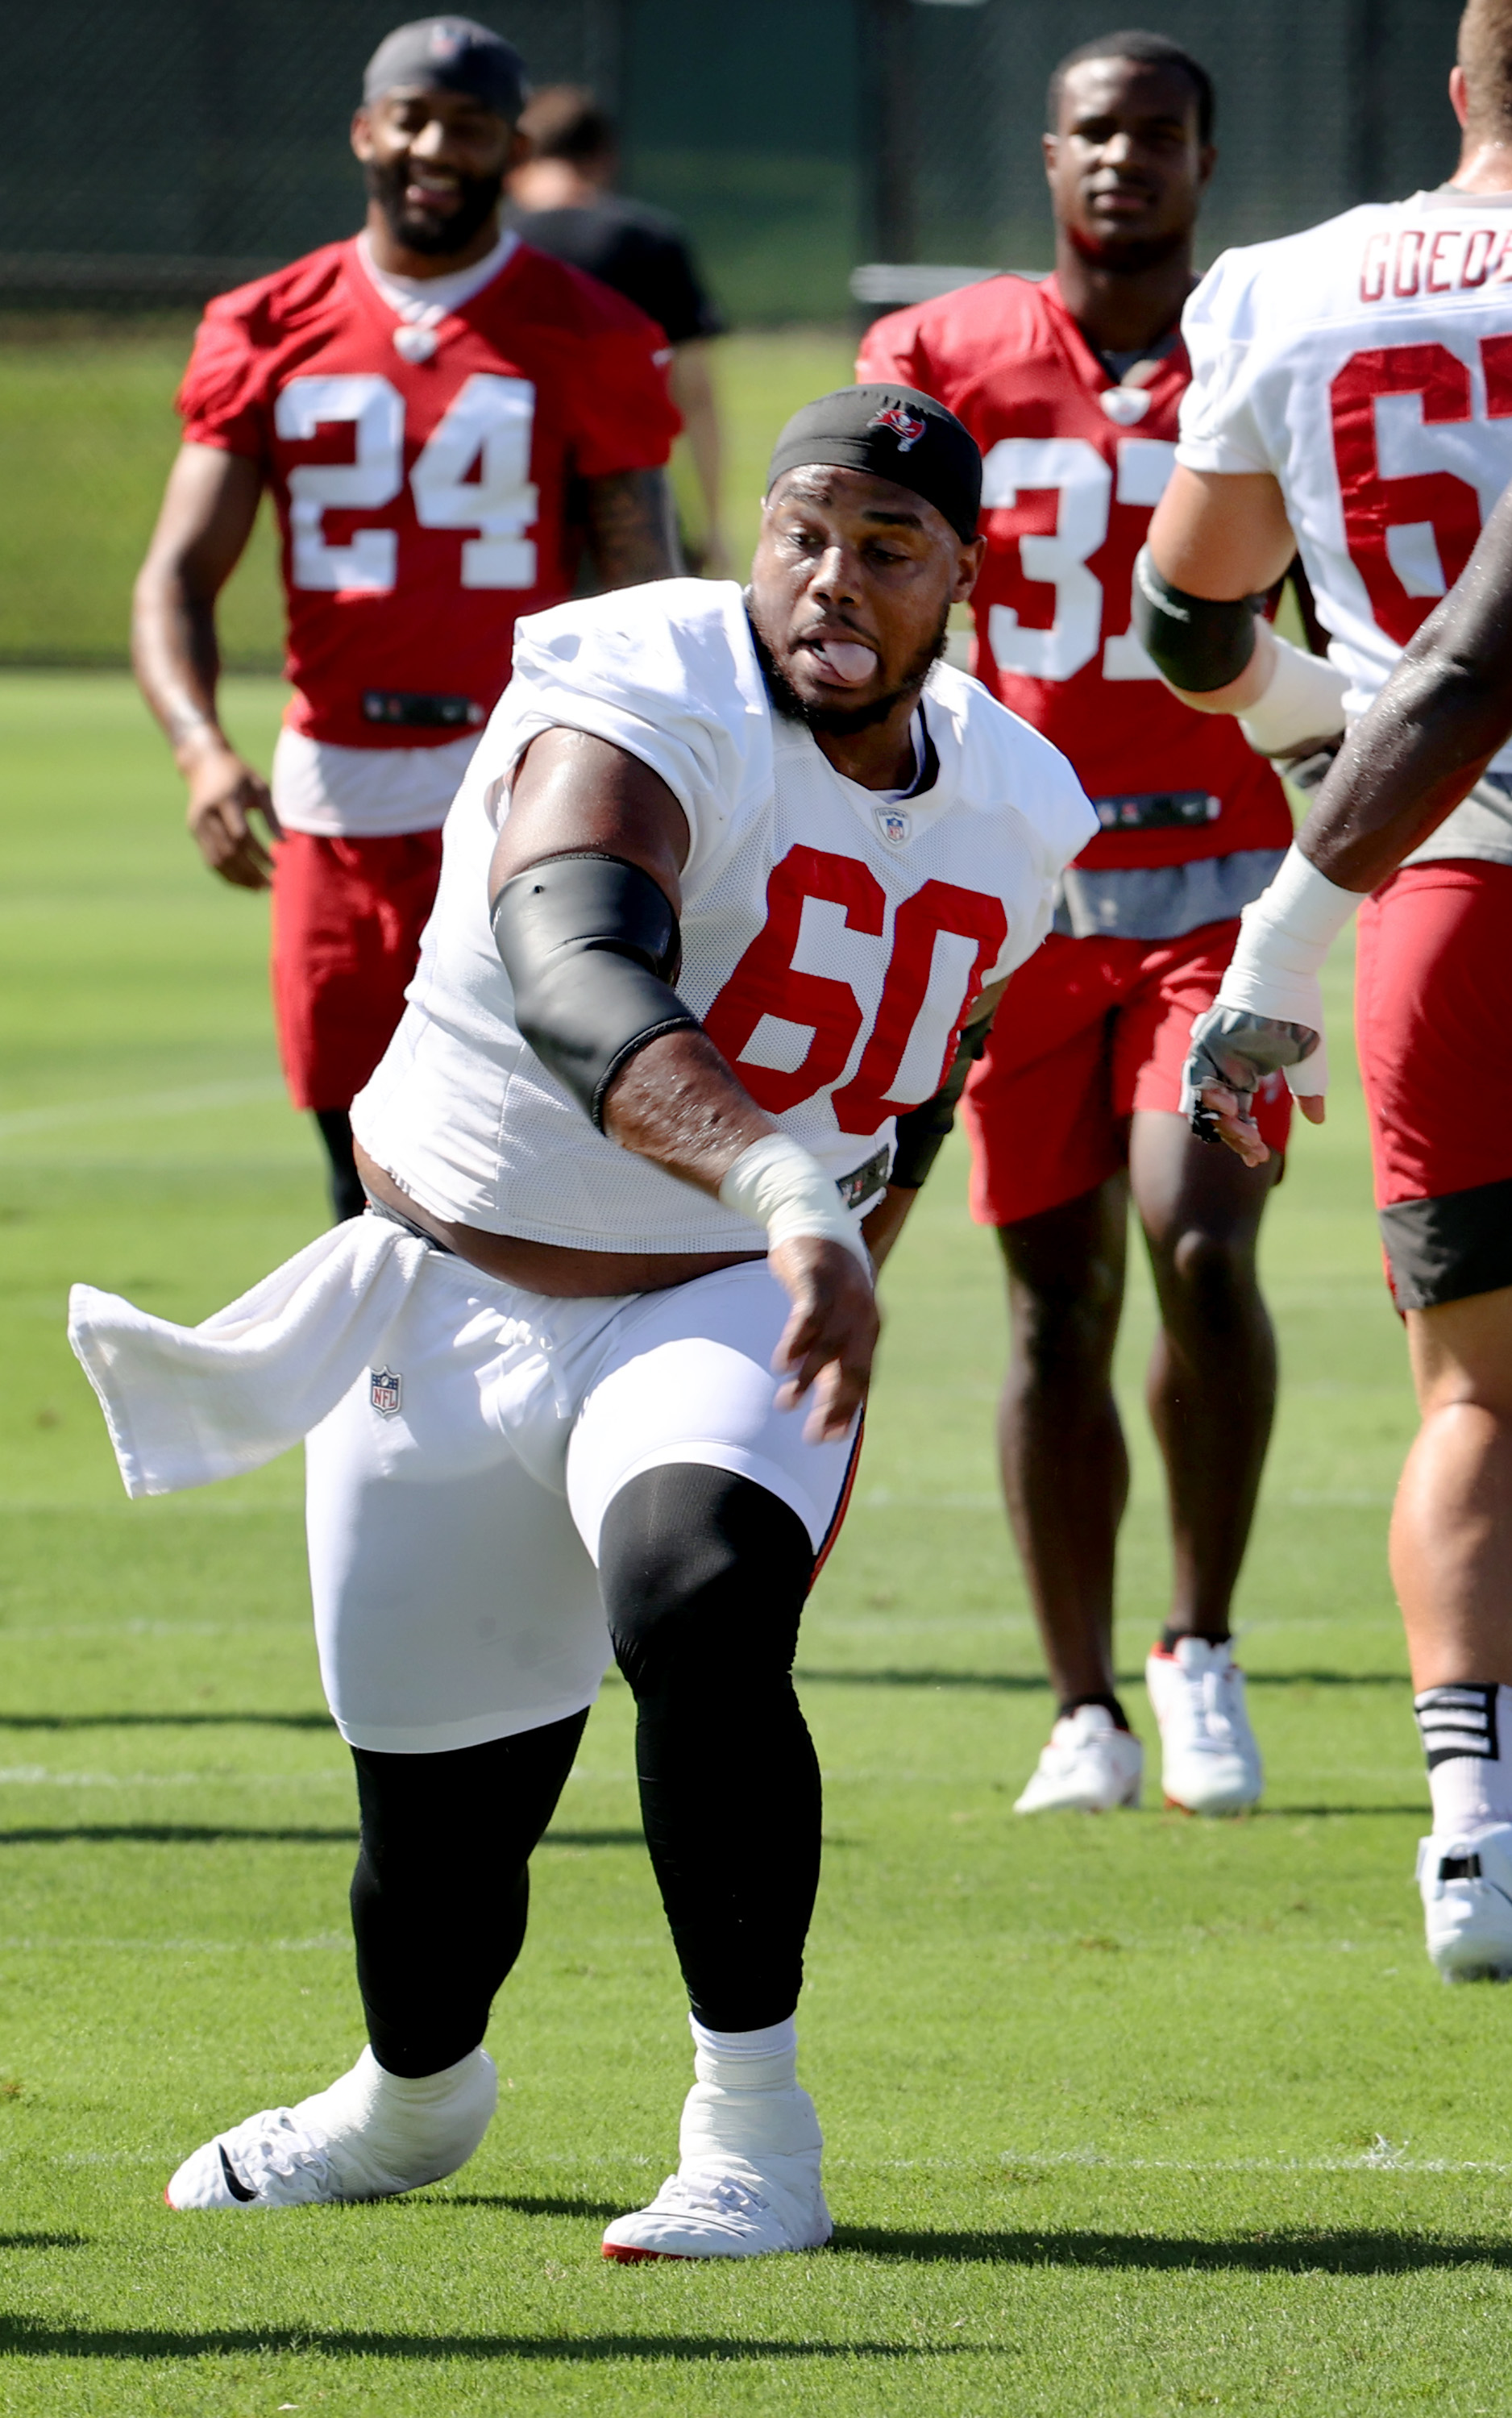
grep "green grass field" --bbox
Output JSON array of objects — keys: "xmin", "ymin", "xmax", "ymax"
[
  {"xmin": 0, "ymin": 324, "xmax": 856, "ymax": 670},
  {"xmin": 2, "ymin": 667, "xmax": 1510, "ymax": 2418}
]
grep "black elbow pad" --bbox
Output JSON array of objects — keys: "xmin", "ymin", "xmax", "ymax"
[
  {"xmin": 1132, "ymin": 546, "xmax": 1263, "ymax": 692},
  {"xmin": 490, "ymin": 852, "xmax": 699, "ymax": 1130}
]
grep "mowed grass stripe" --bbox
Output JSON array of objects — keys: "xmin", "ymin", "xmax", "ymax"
[{"xmin": 0, "ymin": 612, "xmax": 1493, "ymax": 2408}]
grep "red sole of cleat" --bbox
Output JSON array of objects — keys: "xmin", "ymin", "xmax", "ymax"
[
  {"xmin": 1163, "ymin": 1795, "xmax": 1194, "ymax": 1814},
  {"xmin": 602, "ymin": 2244, "xmax": 692, "ymax": 2262}
]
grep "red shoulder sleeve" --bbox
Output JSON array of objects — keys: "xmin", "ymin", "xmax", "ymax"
[
  {"xmin": 175, "ymin": 293, "xmax": 272, "ymax": 460},
  {"xmin": 569, "ymin": 306, "xmax": 682, "ymax": 479},
  {"xmin": 855, "ymin": 305, "xmax": 928, "ymax": 390}
]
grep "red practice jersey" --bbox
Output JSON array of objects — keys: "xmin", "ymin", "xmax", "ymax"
[
  {"xmin": 178, "ymin": 238, "xmax": 679, "ymax": 750},
  {"xmin": 858, "ymin": 274, "xmax": 1291, "ymax": 870}
]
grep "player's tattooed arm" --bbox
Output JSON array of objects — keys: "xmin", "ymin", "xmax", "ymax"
[
  {"xmin": 580, "ymin": 468, "xmax": 682, "ymax": 588},
  {"xmin": 133, "ymin": 443, "xmax": 282, "ymax": 891}
]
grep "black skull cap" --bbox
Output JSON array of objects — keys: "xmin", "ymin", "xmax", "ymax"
[
  {"xmin": 363, "ymin": 17, "xmax": 529, "ymax": 117},
  {"xmin": 766, "ymin": 384, "xmax": 982, "ymax": 542}
]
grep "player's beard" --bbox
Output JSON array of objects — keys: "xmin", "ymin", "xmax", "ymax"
[
  {"xmin": 364, "ymin": 155, "xmax": 505, "ymax": 256},
  {"xmin": 1067, "ymin": 222, "xmax": 1189, "ymax": 276},
  {"xmin": 750, "ymin": 605, "xmax": 949, "ymax": 738}
]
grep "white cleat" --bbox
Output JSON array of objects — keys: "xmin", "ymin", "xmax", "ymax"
[
  {"xmin": 1014, "ymin": 1703, "xmax": 1143, "ymax": 1814},
  {"xmin": 164, "ymin": 2046, "xmax": 497, "ymax": 2211},
  {"xmin": 602, "ymin": 2082, "xmax": 832, "ymax": 2262},
  {"xmin": 1144, "ymin": 1637, "xmax": 1262, "ymax": 1815},
  {"xmin": 1418, "ymin": 1826, "xmax": 1512, "ymax": 1982}
]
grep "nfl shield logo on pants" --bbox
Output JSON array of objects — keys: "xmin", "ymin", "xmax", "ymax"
[{"xmin": 370, "ymin": 1368, "xmax": 402, "ymax": 1418}]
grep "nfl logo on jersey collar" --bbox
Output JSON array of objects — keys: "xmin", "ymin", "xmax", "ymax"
[
  {"xmin": 393, "ymin": 324, "xmax": 439, "ymax": 364},
  {"xmin": 370, "ymin": 1368, "xmax": 403, "ymax": 1418},
  {"xmin": 874, "ymin": 805, "xmax": 911, "ymax": 846}
]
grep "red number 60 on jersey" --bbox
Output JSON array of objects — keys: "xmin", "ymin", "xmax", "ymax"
[{"xmin": 704, "ymin": 844, "xmax": 1007, "ymax": 1133}]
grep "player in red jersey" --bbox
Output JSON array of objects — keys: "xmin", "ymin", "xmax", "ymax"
[
  {"xmin": 133, "ymin": 16, "xmax": 679, "ymax": 1220},
  {"xmin": 859, "ymin": 31, "xmax": 1299, "ymax": 1816}
]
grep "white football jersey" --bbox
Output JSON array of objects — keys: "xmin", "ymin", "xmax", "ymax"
[
  {"xmin": 354, "ymin": 579, "xmax": 1095, "ymax": 1255},
  {"xmin": 1178, "ymin": 188, "xmax": 1512, "ymax": 809}
]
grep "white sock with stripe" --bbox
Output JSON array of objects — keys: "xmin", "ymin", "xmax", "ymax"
[{"xmin": 1414, "ymin": 1684, "xmax": 1512, "ymax": 1834}]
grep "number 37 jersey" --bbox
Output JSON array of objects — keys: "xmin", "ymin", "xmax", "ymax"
[
  {"xmin": 353, "ymin": 580, "xmax": 1097, "ymax": 1256},
  {"xmin": 177, "ymin": 237, "xmax": 679, "ymax": 749},
  {"xmin": 1178, "ymin": 190, "xmax": 1512, "ymax": 772}
]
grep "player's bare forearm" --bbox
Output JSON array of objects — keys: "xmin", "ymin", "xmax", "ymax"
[
  {"xmin": 861, "ymin": 1184, "xmax": 916, "ymax": 1271},
  {"xmin": 133, "ymin": 445, "xmax": 263, "ymax": 756},
  {"xmin": 133, "ymin": 445, "xmax": 280, "ymax": 889},
  {"xmin": 581, "ymin": 467, "xmax": 681, "ymax": 588},
  {"xmin": 1296, "ymin": 487, "xmax": 1512, "ymax": 893},
  {"xmin": 669, "ymin": 345, "xmax": 729, "ymax": 575}
]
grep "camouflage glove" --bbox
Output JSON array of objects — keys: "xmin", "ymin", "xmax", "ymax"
[{"xmin": 1180, "ymin": 1007, "xmax": 1323, "ymax": 1145}]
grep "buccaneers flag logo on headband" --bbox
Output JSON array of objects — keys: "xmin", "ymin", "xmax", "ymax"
[{"xmin": 867, "ymin": 405, "xmax": 927, "ymax": 454}]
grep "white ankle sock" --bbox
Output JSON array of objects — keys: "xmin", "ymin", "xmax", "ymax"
[
  {"xmin": 1417, "ymin": 1685, "xmax": 1512, "ymax": 1832},
  {"xmin": 313, "ymin": 2046, "xmax": 497, "ymax": 2192},
  {"xmin": 689, "ymin": 2015, "xmax": 799, "ymax": 2095}
]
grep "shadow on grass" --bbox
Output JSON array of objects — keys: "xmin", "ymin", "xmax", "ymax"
[
  {"xmin": 834, "ymin": 2225, "xmax": 1512, "ymax": 2273},
  {"xmin": 794, "ymin": 1668, "xmax": 1407, "ymax": 1693},
  {"xmin": 440, "ymin": 2194, "xmax": 625, "ymax": 2220},
  {"xmin": 0, "ymin": 1826, "xmax": 638, "ymax": 1848},
  {"xmin": 0, "ymin": 2233, "xmax": 87, "ymax": 2250},
  {"xmin": 0, "ymin": 2317, "xmax": 972, "ymax": 2364},
  {"xmin": 0, "ymin": 1826, "xmax": 357, "ymax": 1846},
  {"xmin": 0, "ymin": 1713, "xmax": 335, "ymax": 1730}
]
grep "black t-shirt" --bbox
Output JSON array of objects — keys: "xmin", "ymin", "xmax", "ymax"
[{"xmin": 511, "ymin": 197, "xmax": 725, "ymax": 347}]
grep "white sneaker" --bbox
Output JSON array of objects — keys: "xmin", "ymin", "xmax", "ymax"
[
  {"xmin": 1144, "ymin": 1638, "xmax": 1262, "ymax": 1814},
  {"xmin": 164, "ymin": 2046, "xmax": 497, "ymax": 2211},
  {"xmin": 602, "ymin": 2081, "xmax": 832, "ymax": 2262},
  {"xmin": 1418, "ymin": 1825, "xmax": 1512, "ymax": 1981},
  {"xmin": 1014, "ymin": 1703, "xmax": 1143, "ymax": 1814}
]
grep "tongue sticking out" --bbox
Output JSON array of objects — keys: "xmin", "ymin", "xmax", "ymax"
[{"xmin": 810, "ymin": 639, "xmax": 877, "ymax": 686}]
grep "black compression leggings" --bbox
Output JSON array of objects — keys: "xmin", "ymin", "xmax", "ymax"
[{"xmin": 347, "ymin": 1465, "xmax": 820, "ymax": 2074}]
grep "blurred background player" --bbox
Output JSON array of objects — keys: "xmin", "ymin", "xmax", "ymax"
[
  {"xmin": 132, "ymin": 16, "xmax": 679, "ymax": 1223},
  {"xmin": 509, "ymin": 84, "xmax": 730, "ymax": 575},
  {"xmin": 859, "ymin": 30, "xmax": 1299, "ymax": 1816},
  {"xmin": 1140, "ymin": 0, "xmax": 1512, "ymax": 1968}
]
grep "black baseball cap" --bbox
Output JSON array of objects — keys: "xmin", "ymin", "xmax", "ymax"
[{"xmin": 363, "ymin": 17, "xmax": 529, "ymax": 118}]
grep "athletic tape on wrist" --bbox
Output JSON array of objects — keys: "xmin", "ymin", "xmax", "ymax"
[
  {"xmin": 1211, "ymin": 843, "xmax": 1360, "ymax": 1096},
  {"xmin": 1237, "ymin": 634, "xmax": 1350, "ymax": 758},
  {"xmin": 718, "ymin": 1135, "xmax": 874, "ymax": 1271}
]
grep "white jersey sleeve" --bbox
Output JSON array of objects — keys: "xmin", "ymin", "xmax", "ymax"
[
  {"xmin": 1172, "ymin": 193, "xmax": 1512, "ymax": 797},
  {"xmin": 1176, "ymin": 251, "xmax": 1277, "ymax": 476},
  {"xmin": 470, "ymin": 577, "xmax": 771, "ymax": 884}
]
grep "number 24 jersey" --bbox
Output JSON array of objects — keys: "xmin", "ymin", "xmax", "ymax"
[
  {"xmin": 177, "ymin": 236, "xmax": 679, "ymax": 750},
  {"xmin": 1178, "ymin": 189, "xmax": 1512, "ymax": 773},
  {"xmin": 352, "ymin": 580, "xmax": 1097, "ymax": 1255}
]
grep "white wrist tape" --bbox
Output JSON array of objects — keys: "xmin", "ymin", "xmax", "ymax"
[
  {"xmin": 718, "ymin": 1135, "xmax": 873, "ymax": 1271},
  {"xmin": 1215, "ymin": 843, "xmax": 1361, "ymax": 1097},
  {"xmin": 1238, "ymin": 634, "xmax": 1349, "ymax": 758}
]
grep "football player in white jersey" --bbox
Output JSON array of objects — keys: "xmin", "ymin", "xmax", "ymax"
[
  {"xmin": 1131, "ymin": 0, "xmax": 1512, "ymax": 1978},
  {"xmin": 70, "ymin": 388, "xmax": 1095, "ymax": 2255}
]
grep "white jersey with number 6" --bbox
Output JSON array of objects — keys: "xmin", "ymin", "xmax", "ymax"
[
  {"xmin": 1178, "ymin": 189, "xmax": 1512, "ymax": 794},
  {"xmin": 354, "ymin": 579, "xmax": 1096, "ymax": 1256}
]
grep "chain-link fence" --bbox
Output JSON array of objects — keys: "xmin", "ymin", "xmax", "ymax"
[{"xmin": 0, "ymin": 0, "xmax": 1468, "ymax": 667}]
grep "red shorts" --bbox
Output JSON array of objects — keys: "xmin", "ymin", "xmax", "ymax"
[
  {"xmin": 268, "ymin": 830, "xmax": 445, "ymax": 1112},
  {"xmin": 1356, "ymin": 858, "xmax": 1512, "ymax": 1311},
  {"xmin": 962, "ymin": 920, "xmax": 1293, "ymax": 1228}
]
